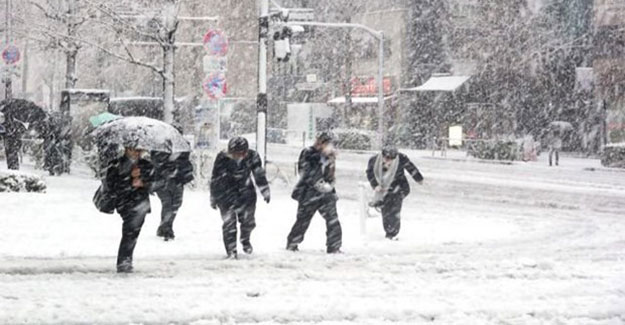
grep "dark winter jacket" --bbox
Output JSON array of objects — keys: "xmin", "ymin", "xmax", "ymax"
[
  {"xmin": 43, "ymin": 116, "xmax": 67, "ymax": 174},
  {"xmin": 291, "ymin": 146, "xmax": 336, "ymax": 203},
  {"xmin": 152, "ymin": 151, "xmax": 194, "ymax": 192},
  {"xmin": 210, "ymin": 149, "xmax": 269, "ymax": 208},
  {"xmin": 366, "ymin": 153, "xmax": 423, "ymax": 199},
  {"xmin": 104, "ymin": 156, "xmax": 155, "ymax": 214}
]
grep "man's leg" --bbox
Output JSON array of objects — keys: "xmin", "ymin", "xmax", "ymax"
[
  {"xmin": 156, "ymin": 189, "xmax": 173, "ymax": 237},
  {"xmin": 219, "ymin": 205, "xmax": 238, "ymax": 257},
  {"xmin": 117, "ymin": 208, "xmax": 147, "ymax": 272},
  {"xmin": 548, "ymin": 148, "xmax": 554, "ymax": 166},
  {"xmin": 381, "ymin": 195, "xmax": 403, "ymax": 239},
  {"xmin": 239, "ymin": 203, "xmax": 257, "ymax": 254},
  {"xmin": 318, "ymin": 198, "xmax": 342, "ymax": 253},
  {"xmin": 555, "ymin": 150, "xmax": 559, "ymax": 166},
  {"xmin": 166, "ymin": 184, "xmax": 184, "ymax": 233},
  {"xmin": 286, "ymin": 201, "xmax": 317, "ymax": 250},
  {"xmin": 5, "ymin": 137, "xmax": 20, "ymax": 170}
]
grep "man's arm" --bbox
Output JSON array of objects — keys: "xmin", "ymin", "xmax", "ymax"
[
  {"xmin": 209, "ymin": 153, "xmax": 226, "ymax": 206},
  {"xmin": 250, "ymin": 151, "xmax": 270, "ymax": 201},
  {"xmin": 141, "ymin": 160, "xmax": 156, "ymax": 191},
  {"xmin": 297, "ymin": 148, "xmax": 317, "ymax": 186},
  {"xmin": 401, "ymin": 154, "xmax": 424, "ymax": 183},
  {"xmin": 366, "ymin": 155, "xmax": 379, "ymax": 189}
]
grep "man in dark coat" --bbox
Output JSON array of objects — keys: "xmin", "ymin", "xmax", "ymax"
[
  {"xmin": 287, "ymin": 132, "xmax": 342, "ymax": 254},
  {"xmin": 104, "ymin": 147, "xmax": 154, "ymax": 273},
  {"xmin": 210, "ymin": 137, "xmax": 270, "ymax": 259},
  {"xmin": 153, "ymin": 151, "xmax": 194, "ymax": 241},
  {"xmin": 366, "ymin": 146, "xmax": 424, "ymax": 240},
  {"xmin": 43, "ymin": 113, "xmax": 64, "ymax": 176}
]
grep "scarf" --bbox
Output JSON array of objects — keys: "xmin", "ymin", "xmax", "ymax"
[{"xmin": 372, "ymin": 153, "xmax": 399, "ymax": 201}]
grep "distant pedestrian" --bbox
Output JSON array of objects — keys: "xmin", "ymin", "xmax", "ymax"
[
  {"xmin": 547, "ymin": 130, "xmax": 562, "ymax": 166},
  {"xmin": 104, "ymin": 147, "xmax": 154, "ymax": 273},
  {"xmin": 210, "ymin": 137, "xmax": 270, "ymax": 259},
  {"xmin": 287, "ymin": 132, "xmax": 342, "ymax": 254},
  {"xmin": 366, "ymin": 146, "xmax": 424, "ymax": 240},
  {"xmin": 153, "ymin": 151, "xmax": 194, "ymax": 241},
  {"xmin": 43, "ymin": 113, "xmax": 64, "ymax": 176}
]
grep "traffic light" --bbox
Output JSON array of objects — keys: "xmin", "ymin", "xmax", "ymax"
[{"xmin": 274, "ymin": 27, "xmax": 292, "ymax": 62}]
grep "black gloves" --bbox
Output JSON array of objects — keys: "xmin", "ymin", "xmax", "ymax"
[{"xmin": 262, "ymin": 189, "xmax": 271, "ymax": 204}]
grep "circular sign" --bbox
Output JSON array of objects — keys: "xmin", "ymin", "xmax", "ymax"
[
  {"xmin": 202, "ymin": 72, "xmax": 227, "ymax": 100},
  {"xmin": 2, "ymin": 45, "xmax": 20, "ymax": 65},
  {"xmin": 203, "ymin": 30, "xmax": 228, "ymax": 56}
]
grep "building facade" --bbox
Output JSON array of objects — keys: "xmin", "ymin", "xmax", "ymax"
[{"xmin": 594, "ymin": 0, "xmax": 625, "ymax": 144}]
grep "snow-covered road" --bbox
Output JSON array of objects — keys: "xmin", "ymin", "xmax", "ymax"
[{"xmin": 1, "ymin": 149, "xmax": 625, "ymax": 324}]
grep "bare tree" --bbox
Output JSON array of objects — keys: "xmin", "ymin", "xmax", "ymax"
[
  {"xmin": 84, "ymin": 0, "xmax": 182, "ymax": 123},
  {"xmin": 18, "ymin": 0, "xmax": 94, "ymax": 89}
]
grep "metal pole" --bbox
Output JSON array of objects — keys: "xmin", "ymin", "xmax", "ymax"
[
  {"xmin": 377, "ymin": 32, "xmax": 384, "ymax": 149},
  {"xmin": 5, "ymin": 0, "xmax": 12, "ymax": 100},
  {"xmin": 257, "ymin": 0, "xmax": 269, "ymax": 165}
]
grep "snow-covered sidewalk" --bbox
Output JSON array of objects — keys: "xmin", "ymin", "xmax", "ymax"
[{"xmin": 1, "ymin": 152, "xmax": 625, "ymax": 324}]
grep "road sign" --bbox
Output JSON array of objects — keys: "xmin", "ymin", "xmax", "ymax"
[
  {"xmin": 202, "ymin": 72, "xmax": 227, "ymax": 100},
  {"xmin": 2, "ymin": 45, "xmax": 20, "ymax": 65},
  {"xmin": 203, "ymin": 29, "xmax": 228, "ymax": 56}
]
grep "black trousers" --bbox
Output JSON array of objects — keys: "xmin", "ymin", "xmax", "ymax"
[
  {"xmin": 117, "ymin": 205, "xmax": 148, "ymax": 267},
  {"xmin": 156, "ymin": 183, "xmax": 184, "ymax": 233},
  {"xmin": 287, "ymin": 196, "xmax": 342, "ymax": 252},
  {"xmin": 381, "ymin": 194, "xmax": 403, "ymax": 238},
  {"xmin": 4, "ymin": 136, "xmax": 21, "ymax": 170},
  {"xmin": 218, "ymin": 202, "xmax": 256, "ymax": 254}
]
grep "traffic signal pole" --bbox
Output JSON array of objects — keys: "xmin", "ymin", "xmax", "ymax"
[
  {"xmin": 257, "ymin": 0, "xmax": 269, "ymax": 165},
  {"xmin": 4, "ymin": 0, "xmax": 12, "ymax": 100}
]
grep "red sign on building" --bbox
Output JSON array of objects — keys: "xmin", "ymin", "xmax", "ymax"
[{"xmin": 350, "ymin": 77, "xmax": 392, "ymax": 97}]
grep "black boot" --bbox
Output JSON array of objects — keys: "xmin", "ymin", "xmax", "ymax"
[
  {"xmin": 117, "ymin": 257, "xmax": 133, "ymax": 273},
  {"xmin": 242, "ymin": 242, "xmax": 253, "ymax": 254},
  {"xmin": 327, "ymin": 247, "xmax": 343, "ymax": 254},
  {"xmin": 226, "ymin": 250, "xmax": 238, "ymax": 260},
  {"xmin": 163, "ymin": 229, "xmax": 175, "ymax": 241}
]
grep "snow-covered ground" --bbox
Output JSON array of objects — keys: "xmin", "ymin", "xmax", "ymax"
[{"xmin": 1, "ymin": 148, "xmax": 625, "ymax": 324}]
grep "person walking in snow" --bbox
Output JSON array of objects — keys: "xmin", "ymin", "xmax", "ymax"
[
  {"xmin": 547, "ymin": 129, "xmax": 562, "ymax": 167},
  {"xmin": 104, "ymin": 147, "xmax": 154, "ymax": 273},
  {"xmin": 43, "ymin": 113, "xmax": 64, "ymax": 176},
  {"xmin": 152, "ymin": 123, "xmax": 194, "ymax": 241},
  {"xmin": 287, "ymin": 132, "xmax": 342, "ymax": 254},
  {"xmin": 153, "ymin": 151, "xmax": 194, "ymax": 241},
  {"xmin": 210, "ymin": 137, "xmax": 270, "ymax": 259},
  {"xmin": 366, "ymin": 146, "xmax": 424, "ymax": 240}
]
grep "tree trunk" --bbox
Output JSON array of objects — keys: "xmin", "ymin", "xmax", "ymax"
[
  {"xmin": 65, "ymin": 50, "xmax": 78, "ymax": 89},
  {"xmin": 65, "ymin": 0, "xmax": 78, "ymax": 89},
  {"xmin": 21, "ymin": 39, "xmax": 29, "ymax": 95},
  {"xmin": 161, "ymin": 1, "xmax": 178, "ymax": 124},
  {"xmin": 162, "ymin": 44, "xmax": 175, "ymax": 124}
]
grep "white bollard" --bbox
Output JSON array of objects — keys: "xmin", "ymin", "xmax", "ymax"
[{"xmin": 358, "ymin": 181, "xmax": 369, "ymax": 238}]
